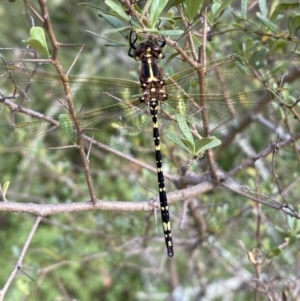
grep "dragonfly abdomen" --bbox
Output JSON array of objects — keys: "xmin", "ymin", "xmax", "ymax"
[{"xmin": 130, "ymin": 33, "xmax": 174, "ymax": 257}]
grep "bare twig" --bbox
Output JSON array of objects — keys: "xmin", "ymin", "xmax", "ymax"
[
  {"xmin": 0, "ymin": 216, "xmax": 42, "ymax": 301},
  {"xmin": 37, "ymin": 0, "xmax": 97, "ymax": 202}
]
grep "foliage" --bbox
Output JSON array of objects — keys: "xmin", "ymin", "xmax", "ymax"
[{"xmin": 0, "ymin": 0, "xmax": 300, "ymax": 300}]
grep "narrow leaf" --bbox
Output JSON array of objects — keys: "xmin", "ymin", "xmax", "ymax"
[
  {"xmin": 181, "ymin": 138, "xmax": 196, "ymax": 154},
  {"xmin": 149, "ymin": 0, "xmax": 169, "ymax": 28},
  {"xmin": 159, "ymin": 29, "xmax": 185, "ymax": 36},
  {"xmin": 176, "ymin": 114, "xmax": 194, "ymax": 143},
  {"xmin": 185, "ymin": 0, "xmax": 204, "ymax": 22},
  {"xmin": 288, "ymin": 14, "xmax": 300, "ymax": 36},
  {"xmin": 164, "ymin": 131, "xmax": 192, "ymax": 153},
  {"xmin": 268, "ymin": 88, "xmax": 299, "ymax": 107},
  {"xmin": 211, "ymin": 0, "xmax": 234, "ymax": 23},
  {"xmin": 241, "ymin": 0, "xmax": 248, "ymax": 20},
  {"xmin": 271, "ymin": 1, "xmax": 299, "ymax": 21},
  {"xmin": 161, "ymin": 0, "xmax": 186, "ymax": 16},
  {"xmin": 104, "ymin": 0, "xmax": 130, "ymax": 21},
  {"xmin": 86, "ymin": 30, "xmax": 127, "ymax": 45},
  {"xmin": 257, "ymin": 0, "xmax": 268, "ymax": 17},
  {"xmin": 98, "ymin": 12, "xmax": 125, "ymax": 30},
  {"xmin": 195, "ymin": 136, "xmax": 221, "ymax": 154},
  {"xmin": 288, "ymin": 235, "xmax": 297, "ymax": 246},
  {"xmin": 256, "ymin": 13, "xmax": 279, "ymax": 33}
]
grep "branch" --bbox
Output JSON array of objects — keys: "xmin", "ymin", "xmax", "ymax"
[
  {"xmin": 0, "ymin": 216, "xmax": 42, "ymax": 301},
  {"xmin": 0, "ymin": 179, "xmax": 215, "ymax": 215}
]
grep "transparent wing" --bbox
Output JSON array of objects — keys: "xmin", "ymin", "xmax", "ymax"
[
  {"xmin": 164, "ymin": 38, "xmax": 300, "ymax": 133},
  {"xmin": 2, "ymin": 38, "xmax": 300, "ymax": 148},
  {"xmin": 1, "ymin": 68, "xmax": 152, "ymax": 147}
]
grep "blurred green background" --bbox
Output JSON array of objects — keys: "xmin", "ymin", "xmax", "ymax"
[{"xmin": 1, "ymin": 0, "xmax": 300, "ymax": 300}]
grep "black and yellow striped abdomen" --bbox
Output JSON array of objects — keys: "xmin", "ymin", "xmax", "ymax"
[{"xmin": 129, "ymin": 34, "xmax": 174, "ymax": 257}]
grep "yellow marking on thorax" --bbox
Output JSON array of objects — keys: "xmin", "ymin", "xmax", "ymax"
[{"xmin": 147, "ymin": 58, "xmax": 158, "ymax": 82}]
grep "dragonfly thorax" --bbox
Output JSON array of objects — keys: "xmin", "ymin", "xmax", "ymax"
[
  {"xmin": 133, "ymin": 37, "xmax": 168, "ymax": 108},
  {"xmin": 133, "ymin": 40, "xmax": 164, "ymax": 61}
]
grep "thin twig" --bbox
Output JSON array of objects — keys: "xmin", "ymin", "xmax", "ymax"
[
  {"xmin": 37, "ymin": 0, "xmax": 97, "ymax": 203},
  {"xmin": 0, "ymin": 216, "xmax": 42, "ymax": 301}
]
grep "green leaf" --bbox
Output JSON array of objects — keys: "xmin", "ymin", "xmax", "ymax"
[
  {"xmin": 176, "ymin": 114, "xmax": 194, "ymax": 143},
  {"xmin": 181, "ymin": 137, "xmax": 196, "ymax": 153},
  {"xmin": 86, "ymin": 30, "xmax": 127, "ymax": 45},
  {"xmin": 268, "ymin": 88, "xmax": 300, "ymax": 107},
  {"xmin": 185, "ymin": 0, "xmax": 204, "ymax": 22},
  {"xmin": 80, "ymin": 0, "xmax": 130, "ymax": 24},
  {"xmin": 287, "ymin": 214, "xmax": 300, "ymax": 233},
  {"xmin": 256, "ymin": 13, "xmax": 279, "ymax": 33},
  {"xmin": 164, "ymin": 131, "xmax": 192, "ymax": 153},
  {"xmin": 268, "ymin": 248, "xmax": 282, "ymax": 258},
  {"xmin": 78, "ymin": 2, "xmax": 101, "ymax": 9},
  {"xmin": 288, "ymin": 13, "xmax": 300, "ymax": 36},
  {"xmin": 195, "ymin": 136, "xmax": 221, "ymax": 154},
  {"xmin": 274, "ymin": 226, "xmax": 293, "ymax": 238},
  {"xmin": 98, "ymin": 12, "xmax": 126, "ymax": 30},
  {"xmin": 161, "ymin": 0, "xmax": 186, "ymax": 16},
  {"xmin": 149, "ymin": 0, "xmax": 169, "ymax": 28},
  {"xmin": 104, "ymin": 0, "xmax": 130, "ymax": 21},
  {"xmin": 241, "ymin": 0, "xmax": 248, "ymax": 20},
  {"xmin": 288, "ymin": 234, "xmax": 298, "ymax": 246},
  {"xmin": 210, "ymin": 0, "xmax": 234, "ymax": 24},
  {"xmin": 59, "ymin": 114, "xmax": 74, "ymax": 143},
  {"xmin": 23, "ymin": 26, "xmax": 50, "ymax": 57},
  {"xmin": 270, "ymin": 1, "xmax": 299, "ymax": 21},
  {"xmin": 159, "ymin": 29, "xmax": 185, "ymax": 36},
  {"xmin": 257, "ymin": 0, "xmax": 268, "ymax": 17},
  {"xmin": 242, "ymin": 38, "xmax": 254, "ymax": 54}
]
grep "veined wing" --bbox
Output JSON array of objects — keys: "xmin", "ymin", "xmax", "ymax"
[
  {"xmin": 163, "ymin": 38, "xmax": 300, "ymax": 133},
  {"xmin": 3, "ymin": 38, "xmax": 300, "ymax": 147},
  {"xmin": 1, "ymin": 67, "xmax": 154, "ymax": 148},
  {"xmin": 0, "ymin": 66, "xmax": 142, "ymax": 110}
]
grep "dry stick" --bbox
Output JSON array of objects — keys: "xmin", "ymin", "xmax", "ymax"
[
  {"xmin": 282, "ymin": 174, "xmax": 300, "ymax": 197},
  {"xmin": 1, "ymin": 132, "xmax": 299, "ymax": 218},
  {"xmin": 166, "ymin": 36, "xmax": 198, "ymax": 68},
  {"xmin": 2, "ymin": 93, "xmax": 299, "ymax": 212},
  {"xmin": 223, "ymin": 131, "xmax": 300, "ymax": 180},
  {"xmin": 0, "ymin": 177, "xmax": 216, "ymax": 214},
  {"xmin": 285, "ymin": 110, "xmax": 300, "ymax": 165},
  {"xmin": 37, "ymin": 0, "xmax": 97, "ymax": 203},
  {"xmin": 0, "ymin": 216, "xmax": 43, "ymax": 301},
  {"xmin": 66, "ymin": 44, "xmax": 85, "ymax": 76},
  {"xmin": 217, "ymin": 52, "xmax": 300, "ymax": 157},
  {"xmin": 122, "ymin": 0, "xmax": 145, "ymax": 28},
  {"xmin": 176, "ymin": 5, "xmax": 198, "ymax": 61},
  {"xmin": 254, "ymin": 174, "xmax": 261, "ymax": 301},
  {"xmin": 222, "ymin": 182, "xmax": 297, "ymax": 215},
  {"xmin": 3, "ymin": 145, "xmax": 300, "ymax": 218},
  {"xmin": 197, "ymin": 9, "xmax": 219, "ymax": 180},
  {"xmin": 271, "ymin": 136, "xmax": 289, "ymax": 204},
  {"xmin": 216, "ymin": 90, "xmax": 288, "ymax": 157},
  {"xmin": 23, "ymin": 0, "xmax": 44, "ymax": 23},
  {"xmin": 255, "ymin": 173, "xmax": 262, "ymax": 250},
  {"xmin": 188, "ymin": 198, "xmax": 207, "ymax": 245}
]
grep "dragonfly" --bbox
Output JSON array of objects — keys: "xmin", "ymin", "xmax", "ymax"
[{"xmin": 1, "ymin": 35, "xmax": 300, "ymax": 257}]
